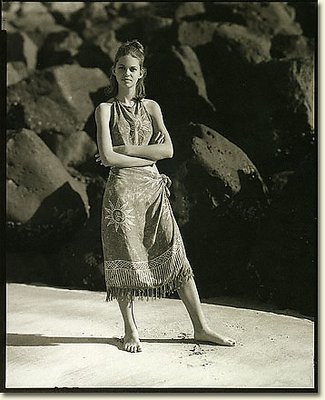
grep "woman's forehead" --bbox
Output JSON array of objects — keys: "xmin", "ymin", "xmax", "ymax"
[{"xmin": 116, "ymin": 55, "xmax": 140, "ymax": 66}]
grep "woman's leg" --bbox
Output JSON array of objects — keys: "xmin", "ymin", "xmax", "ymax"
[
  {"xmin": 118, "ymin": 298, "xmax": 142, "ymax": 352},
  {"xmin": 178, "ymin": 277, "xmax": 236, "ymax": 346}
]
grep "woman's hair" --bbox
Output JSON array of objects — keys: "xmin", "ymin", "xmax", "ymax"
[{"xmin": 106, "ymin": 40, "xmax": 147, "ymax": 100}]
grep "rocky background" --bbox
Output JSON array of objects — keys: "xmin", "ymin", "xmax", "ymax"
[{"xmin": 5, "ymin": 2, "xmax": 317, "ymax": 316}]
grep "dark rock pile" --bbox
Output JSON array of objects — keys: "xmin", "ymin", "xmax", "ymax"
[{"xmin": 5, "ymin": 2, "xmax": 317, "ymax": 315}]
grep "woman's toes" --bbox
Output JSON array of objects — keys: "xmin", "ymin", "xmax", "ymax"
[{"xmin": 137, "ymin": 345, "xmax": 142, "ymax": 352}]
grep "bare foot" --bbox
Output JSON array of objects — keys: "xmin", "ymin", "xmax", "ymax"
[
  {"xmin": 123, "ymin": 331, "xmax": 142, "ymax": 353},
  {"xmin": 194, "ymin": 328, "xmax": 236, "ymax": 347}
]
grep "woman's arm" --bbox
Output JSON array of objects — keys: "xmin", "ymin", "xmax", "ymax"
[
  {"xmin": 115, "ymin": 100, "xmax": 174, "ymax": 161},
  {"xmin": 95, "ymin": 103, "xmax": 156, "ymax": 168}
]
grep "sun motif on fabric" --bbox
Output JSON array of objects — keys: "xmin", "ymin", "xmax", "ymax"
[{"xmin": 104, "ymin": 199, "xmax": 135, "ymax": 232}]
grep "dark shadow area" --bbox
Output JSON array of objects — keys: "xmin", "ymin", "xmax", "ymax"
[
  {"xmin": 7, "ymin": 333, "xmax": 122, "ymax": 349},
  {"xmin": 7, "ymin": 333, "xmax": 201, "ymax": 349}
]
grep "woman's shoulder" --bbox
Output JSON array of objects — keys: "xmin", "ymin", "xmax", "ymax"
[
  {"xmin": 142, "ymin": 98, "xmax": 162, "ymax": 113},
  {"xmin": 95, "ymin": 99, "xmax": 115, "ymax": 113}
]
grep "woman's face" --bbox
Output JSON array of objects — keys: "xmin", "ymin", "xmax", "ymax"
[{"xmin": 113, "ymin": 54, "xmax": 143, "ymax": 90}]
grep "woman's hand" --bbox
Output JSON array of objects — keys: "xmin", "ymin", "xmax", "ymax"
[
  {"xmin": 153, "ymin": 131, "xmax": 165, "ymax": 144},
  {"xmin": 95, "ymin": 153, "xmax": 103, "ymax": 165}
]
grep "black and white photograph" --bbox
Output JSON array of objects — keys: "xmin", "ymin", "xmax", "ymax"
[{"xmin": 2, "ymin": 0, "xmax": 318, "ymax": 392}]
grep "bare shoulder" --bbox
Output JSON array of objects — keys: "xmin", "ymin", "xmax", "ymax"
[
  {"xmin": 143, "ymin": 98, "xmax": 162, "ymax": 115},
  {"xmin": 95, "ymin": 100, "xmax": 113, "ymax": 115}
]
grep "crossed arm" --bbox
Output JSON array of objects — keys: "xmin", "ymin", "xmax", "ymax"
[{"xmin": 95, "ymin": 100, "xmax": 173, "ymax": 168}]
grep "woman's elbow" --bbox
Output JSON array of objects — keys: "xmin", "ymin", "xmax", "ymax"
[
  {"xmin": 166, "ymin": 145, "xmax": 174, "ymax": 159},
  {"xmin": 101, "ymin": 152, "xmax": 117, "ymax": 167}
]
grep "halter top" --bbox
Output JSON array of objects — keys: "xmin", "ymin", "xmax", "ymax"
[{"xmin": 109, "ymin": 98, "xmax": 154, "ymax": 147}]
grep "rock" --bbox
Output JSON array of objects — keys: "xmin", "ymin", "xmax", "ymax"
[
  {"xmin": 40, "ymin": 130, "xmax": 97, "ymax": 168},
  {"xmin": 195, "ymin": 34, "xmax": 313, "ymax": 175},
  {"xmin": 212, "ymin": 23, "xmax": 272, "ymax": 64},
  {"xmin": 7, "ymin": 31, "xmax": 38, "ymax": 70},
  {"xmin": 77, "ymin": 30, "xmax": 121, "ymax": 72},
  {"xmin": 146, "ymin": 45, "xmax": 215, "ymax": 127},
  {"xmin": 290, "ymin": 2, "xmax": 317, "ymax": 38},
  {"xmin": 7, "ymin": 62, "xmax": 29, "ymax": 86},
  {"xmin": 149, "ymin": 3, "xmax": 180, "ymax": 18},
  {"xmin": 178, "ymin": 20, "xmax": 220, "ymax": 47},
  {"xmin": 6, "ymin": 129, "xmax": 89, "ymax": 250},
  {"xmin": 81, "ymin": 17, "xmax": 130, "ymax": 43},
  {"xmin": 70, "ymin": 2, "xmax": 112, "ymax": 33},
  {"xmin": 172, "ymin": 123, "xmax": 269, "ymax": 220},
  {"xmin": 6, "ymin": 2, "xmax": 67, "ymax": 49},
  {"xmin": 168, "ymin": 123, "xmax": 269, "ymax": 298},
  {"xmin": 205, "ymin": 2, "xmax": 302, "ymax": 38},
  {"xmin": 270, "ymin": 34, "xmax": 314, "ymax": 60},
  {"xmin": 10, "ymin": 2, "xmax": 59, "ymax": 32},
  {"xmin": 7, "ymin": 64, "xmax": 109, "ymax": 135},
  {"xmin": 143, "ymin": 15, "xmax": 174, "ymax": 36},
  {"xmin": 258, "ymin": 58, "xmax": 314, "ymax": 163},
  {"xmin": 37, "ymin": 30, "xmax": 83, "ymax": 69},
  {"xmin": 174, "ymin": 2, "xmax": 205, "ymax": 21},
  {"xmin": 44, "ymin": 2, "xmax": 85, "ymax": 25},
  {"xmin": 247, "ymin": 152, "xmax": 316, "ymax": 316}
]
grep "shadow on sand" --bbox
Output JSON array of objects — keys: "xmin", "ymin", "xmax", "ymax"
[{"xmin": 7, "ymin": 333, "xmax": 201, "ymax": 350}]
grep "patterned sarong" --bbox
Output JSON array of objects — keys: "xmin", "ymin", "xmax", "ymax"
[{"xmin": 101, "ymin": 98, "xmax": 194, "ymax": 300}]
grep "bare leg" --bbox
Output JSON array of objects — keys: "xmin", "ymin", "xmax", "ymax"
[
  {"xmin": 178, "ymin": 277, "xmax": 236, "ymax": 346},
  {"xmin": 117, "ymin": 298, "xmax": 142, "ymax": 352}
]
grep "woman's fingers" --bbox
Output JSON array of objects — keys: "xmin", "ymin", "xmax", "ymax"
[
  {"xmin": 94, "ymin": 153, "xmax": 103, "ymax": 165},
  {"xmin": 154, "ymin": 131, "xmax": 165, "ymax": 144}
]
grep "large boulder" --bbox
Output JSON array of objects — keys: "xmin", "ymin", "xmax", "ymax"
[
  {"xmin": 40, "ymin": 130, "xmax": 97, "ymax": 169},
  {"xmin": 7, "ymin": 31, "xmax": 38, "ymax": 71},
  {"xmin": 204, "ymin": 2, "xmax": 302, "ymax": 38},
  {"xmin": 174, "ymin": 2, "xmax": 205, "ymax": 21},
  {"xmin": 7, "ymin": 2, "xmax": 66, "ymax": 49},
  {"xmin": 76, "ymin": 30, "xmax": 121, "ymax": 74},
  {"xmin": 253, "ymin": 58, "xmax": 315, "ymax": 171},
  {"xmin": 167, "ymin": 123, "xmax": 269, "ymax": 297},
  {"xmin": 6, "ymin": 2, "xmax": 57, "ymax": 31},
  {"xmin": 270, "ymin": 34, "xmax": 314, "ymax": 60},
  {"xmin": 195, "ymin": 37, "xmax": 313, "ymax": 175},
  {"xmin": 178, "ymin": 20, "xmax": 220, "ymax": 47},
  {"xmin": 146, "ymin": 45, "xmax": 216, "ymax": 127},
  {"xmin": 37, "ymin": 29, "xmax": 83, "ymax": 69},
  {"xmin": 212, "ymin": 23, "xmax": 272, "ymax": 64},
  {"xmin": 7, "ymin": 62, "xmax": 29, "ymax": 86},
  {"xmin": 7, "ymin": 129, "xmax": 90, "ymax": 250},
  {"xmin": 179, "ymin": 21, "xmax": 272, "ymax": 64},
  {"xmin": 7, "ymin": 64, "xmax": 109, "ymax": 135},
  {"xmin": 43, "ymin": 2, "xmax": 86, "ymax": 26}
]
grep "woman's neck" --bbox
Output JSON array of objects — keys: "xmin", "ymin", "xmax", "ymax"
[{"xmin": 116, "ymin": 88, "xmax": 137, "ymax": 106}]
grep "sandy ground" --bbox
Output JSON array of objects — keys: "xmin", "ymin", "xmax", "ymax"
[{"xmin": 6, "ymin": 283, "xmax": 314, "ymax": 389}]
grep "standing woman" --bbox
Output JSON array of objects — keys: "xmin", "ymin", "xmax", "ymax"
[{"xmin": 95, "ymin": 40, "xmax": 235, "ymax": 353}]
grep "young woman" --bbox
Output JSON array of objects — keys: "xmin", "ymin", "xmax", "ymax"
[{"xmin": 95, "ymin": 40, "xmax": 235, "ymax": 353}]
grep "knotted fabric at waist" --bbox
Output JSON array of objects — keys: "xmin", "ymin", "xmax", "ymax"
[{"xmin": 109, "ymin": 166, "xmax": 172, "ymax": 197}]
